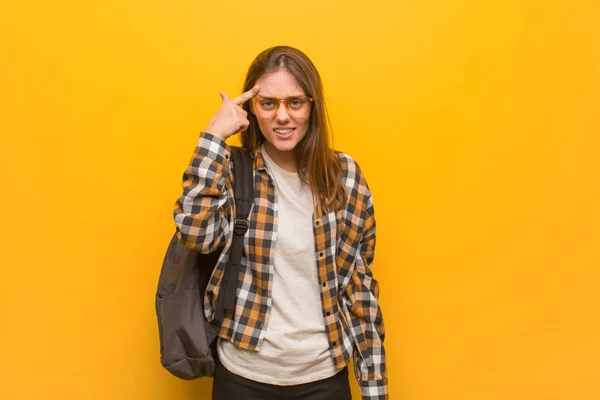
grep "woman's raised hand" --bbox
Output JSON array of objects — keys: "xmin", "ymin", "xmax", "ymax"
[{"xmin": 204, "ymin": 86, "xmax": 259, "ymax": 140}]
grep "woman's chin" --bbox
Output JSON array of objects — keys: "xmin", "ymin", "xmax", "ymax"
[{"xmin": 266, "ymin": 137, "xmax": 297, "ymax": 153}]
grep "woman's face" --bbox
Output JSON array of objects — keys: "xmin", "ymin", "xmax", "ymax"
[{"xmin": 253, "ymin": 70, "xmax": 311, "ymax": 157}]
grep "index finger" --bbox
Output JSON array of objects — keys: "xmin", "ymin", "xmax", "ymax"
[{"xmin": 231, "ymin": 86, "xmax": 259, "ymax": 106}]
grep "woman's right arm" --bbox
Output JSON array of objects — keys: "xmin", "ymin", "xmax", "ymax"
[
  {"xmin": 174, "ymin": 132, "xmax": 234, "ymax": 253},
  {"xmin": 173, "ymin": 86, "xmax": 259, "ymax": 252}
]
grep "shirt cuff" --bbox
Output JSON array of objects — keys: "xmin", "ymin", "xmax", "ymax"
[
  {"xmin": 197, "ymin": 131, "xmax": 231, "ymax": 165},
  {"xmin": 359, "ymin": 377, "xmax": 389, "ymax": 400}
]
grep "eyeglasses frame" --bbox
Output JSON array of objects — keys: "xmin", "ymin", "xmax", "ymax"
[{"xmin": 250, "ymin": 95, "xmax": 314, "ymax": 118}]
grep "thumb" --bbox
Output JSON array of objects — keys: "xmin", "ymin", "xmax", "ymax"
[{"xmin": 219, "ymin": 92, "xmax": 229, "ymax": 103}]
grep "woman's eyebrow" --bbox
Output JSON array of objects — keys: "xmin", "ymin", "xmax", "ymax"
[{"xmin": 258, "ymin": 94, "xmax": 306, "ymax": 99}]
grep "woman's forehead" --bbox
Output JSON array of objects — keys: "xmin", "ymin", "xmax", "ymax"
[{"xmin": 255, "ymin": 70, "xmax": 304, "ymax": 97}]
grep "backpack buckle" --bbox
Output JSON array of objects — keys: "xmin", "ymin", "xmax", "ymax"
[{"xmin": 234, "ymin": 219, "xmax": 249, "ymax": 235}]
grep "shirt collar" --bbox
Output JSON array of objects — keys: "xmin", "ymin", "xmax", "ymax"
[{"xmin": 252, "ymin": 144, "xmax": 267, "ymax": 171}]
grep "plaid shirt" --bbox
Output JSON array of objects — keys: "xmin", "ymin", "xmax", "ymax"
[{"xmin": 174, "ymin": 132, "xmax": 387, "ymax": 399}]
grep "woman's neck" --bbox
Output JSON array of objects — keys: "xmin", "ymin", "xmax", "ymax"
[{"xmin": 263, "ymin": 142, "xmax": 298, "ymax": 173}]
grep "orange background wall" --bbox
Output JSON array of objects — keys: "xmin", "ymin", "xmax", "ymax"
[{"xmin": 1, "ymin": 1, "xmax": 598, "ymax": 399}]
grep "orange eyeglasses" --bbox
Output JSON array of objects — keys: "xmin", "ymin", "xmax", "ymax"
[{"xmin": 251, "ymin": 95, "xmax": 313, "ymax": 118}]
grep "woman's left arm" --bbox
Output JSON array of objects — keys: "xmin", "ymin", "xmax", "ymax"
[{"xmin": 346, "ymin": 165, "xmax": 388, "ymax": 400}]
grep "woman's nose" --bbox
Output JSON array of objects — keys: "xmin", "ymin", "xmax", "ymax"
[{"xmin": 275, "ymin": 101, "xmax": 290, "ymax": 122}]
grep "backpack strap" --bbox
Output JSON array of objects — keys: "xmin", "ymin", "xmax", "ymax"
[{"xmin": 214, "ymin": 146, "xmax": 253, "ymax": 323}]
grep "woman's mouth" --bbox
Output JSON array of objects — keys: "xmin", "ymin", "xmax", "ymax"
[{"xmin": 273, "ymin": 127, "xmax": 295, "ymax": 139}]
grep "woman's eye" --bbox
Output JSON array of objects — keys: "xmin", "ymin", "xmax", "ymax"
[
  {"xmin": 261, "ymin": 101, "xmax": 275, "ymax": 108},
  {"xmin": 290, "ymin": 99, "xmax": 304, "ymax": 108}
]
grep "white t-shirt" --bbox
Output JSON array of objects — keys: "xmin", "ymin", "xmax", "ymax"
[{"xmin": 217, "ymin": 144, "xmax": 337, "ymax": 385}]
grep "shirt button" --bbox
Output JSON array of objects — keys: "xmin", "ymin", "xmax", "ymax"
[
  {"xmin": 326, "ymin": 311, "xmax": 331, "ymax": 316},
  {"xmin": 225, "ymin": 153, "xmax": 230, "ymax": 160},
  {"xmin": 315, "ymin": 220, "xmax": 321, "ymax": 226},
  {"xmin": 322, "ymin": 282, "xmax": 327, "ymax": 287},
  {"xmin": 319, "ymin": 252, "xmax": 324, "ymax": 258},
  {"xmin": 332, "ymin": 341, "xmax": 337, "ymax": 347}
]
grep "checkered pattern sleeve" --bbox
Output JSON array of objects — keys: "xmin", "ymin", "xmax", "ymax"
[
  {"xmin": 347, "ymin": 162, "xmax": 388, "ymax": 400},
  {"xmin": 173, "ymin": 132, "xmax": 234, "ymax": 253}
]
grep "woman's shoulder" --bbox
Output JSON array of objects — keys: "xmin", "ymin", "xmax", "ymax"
[
  {"xmin": 335, "ymin": 150, "xmax": 369, "ymax": 189},
  {"xmin": 336, "ymin": 150, "xmax": 357, "ymax": 168}
]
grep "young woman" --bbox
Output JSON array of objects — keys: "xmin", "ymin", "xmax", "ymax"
[{"xmin": 174, "ymin": 46, "xmax": 387, "ymax": 400}]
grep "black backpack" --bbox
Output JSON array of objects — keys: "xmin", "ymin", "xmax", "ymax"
[{"xmin": 155, "ymin": 147, "xmax": 254, "ymax": 380}]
